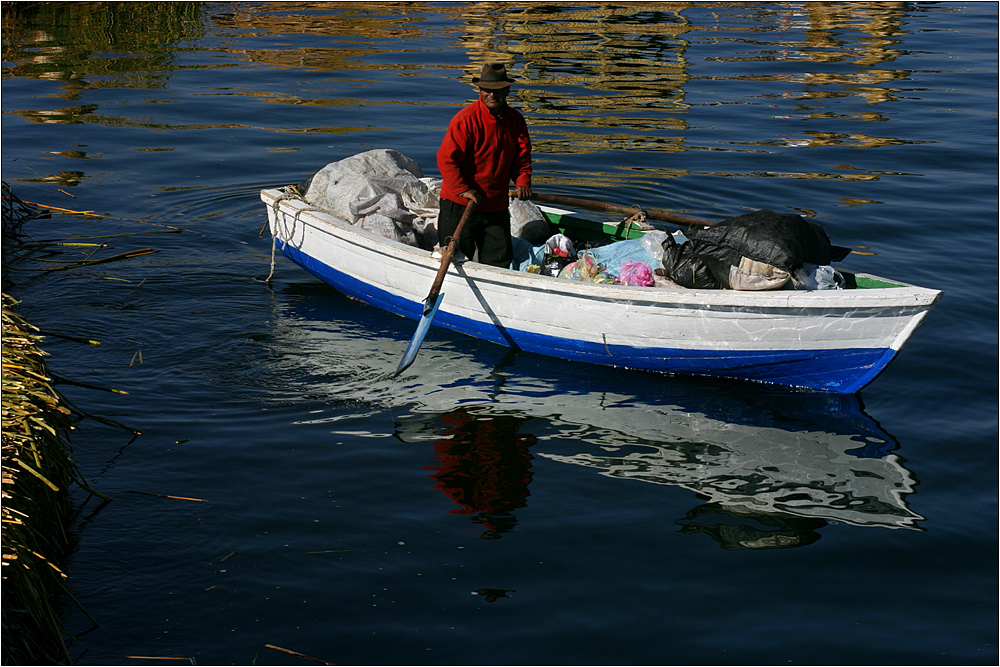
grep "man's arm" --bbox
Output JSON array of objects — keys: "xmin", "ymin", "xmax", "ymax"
[
  {"xmin": 510, "ymin": 116, "xmax": 532, "ymax": 199},
  {"xmin": 436, "ymin": 115, "xmax": 477, "ymax": 200}
]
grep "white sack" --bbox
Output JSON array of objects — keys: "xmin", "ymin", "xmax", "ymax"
[
  {"xmin": 727, "ymin": 256, "xmax": 791, "ymax": 291},
  {"xmin": 509, "ymin": 197, "xmax": 551, "ymax": 244}
]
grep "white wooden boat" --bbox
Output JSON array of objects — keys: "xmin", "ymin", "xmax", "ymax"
[{"xmin": 261, "ymin": 186, "xmax": 941, "ymax": 394}]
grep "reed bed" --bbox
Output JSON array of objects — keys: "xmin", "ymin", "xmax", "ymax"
[
  {"xmin": 2, "ymin": 297, "xmax": 77, "ymax": 665},
  {"xmin": 2, "ymin": 183, "xmax": 155, "ymax": 664}
]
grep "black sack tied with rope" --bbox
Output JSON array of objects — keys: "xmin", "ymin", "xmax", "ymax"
[
  {"xmin": 666, "ymin": 209, "xmax": 851, "ymax": 290},
  {"xmin": 689, "ymin": 209, "xmax": 839, "ymax": 272},
  {"xmin": 660, "ymin": 232, "xmax": 723, "ymax": 289}
]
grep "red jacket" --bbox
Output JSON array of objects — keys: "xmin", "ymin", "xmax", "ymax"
[{"xmin": 437, "ymin": 99, "xmax": 532, "ymax": 213}]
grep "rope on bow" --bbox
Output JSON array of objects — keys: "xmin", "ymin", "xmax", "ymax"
[{"xmin": 265, "ymin": 185, "xmax": 321, "ymax": 283}]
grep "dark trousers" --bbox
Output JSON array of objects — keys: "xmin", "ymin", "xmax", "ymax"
[{"xmin": 438, "ymin": 199, "xmax": 513, "ymax": 268}]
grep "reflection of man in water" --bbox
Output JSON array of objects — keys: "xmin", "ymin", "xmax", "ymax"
[{"xmin": 425, "ymin": 408, "xmax": 536, "ymax": 539}]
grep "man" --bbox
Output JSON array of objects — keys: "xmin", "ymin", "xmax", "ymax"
[{"xmin": 436, "ymin": 63, "xmax": 532, "ymax": 268}]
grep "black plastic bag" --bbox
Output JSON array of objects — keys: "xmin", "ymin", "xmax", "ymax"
[
  {"xmin": 540, "ymin": 254, "xmax": 574, "ymax": 277},
  {"xmin": 660, "ymin": 234, "xmax": 723, "ymax": 289},
  {"xmin": 686, "ymin": 209, "xmax": 845, "ymax": 274}
]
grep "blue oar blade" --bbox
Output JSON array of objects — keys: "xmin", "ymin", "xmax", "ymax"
[{"xmin": 394, "ymin": 293, "xmax": 444, "ymax": 377}]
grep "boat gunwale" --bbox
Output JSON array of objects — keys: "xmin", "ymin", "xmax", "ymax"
[{"xmin": 262, "ymin": 187, "xmax": 943, "ymax": 311}]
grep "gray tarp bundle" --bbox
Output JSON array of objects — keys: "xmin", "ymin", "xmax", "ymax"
[{"xmin": 298, "ymin": 149, "xmax": 442, "ymax": 248}]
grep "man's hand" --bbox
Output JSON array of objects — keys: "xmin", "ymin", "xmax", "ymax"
[
  {"xmin": 460, "ymin": 190, "xmax": 481, "ymax": 206},
  {"xmin": 514, "ymin": 185, "xmax": 532, "ymax": 200}
]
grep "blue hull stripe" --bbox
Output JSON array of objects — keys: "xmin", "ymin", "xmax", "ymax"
[{"xmin": 282, "ymin": 243, "xmax": 894, "ymax": 393}]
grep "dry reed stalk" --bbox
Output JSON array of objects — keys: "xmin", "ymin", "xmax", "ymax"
[
  {"xmin": 2, "ymin": 298, "xmax": 77, "ymax": 664},
  {"xmin": 265, "ymin": 644, "xmax": 336, "ymax": 665},
  {"xmin": 124, "ymin": 491, "xmax": 205, "ymax": 503}
]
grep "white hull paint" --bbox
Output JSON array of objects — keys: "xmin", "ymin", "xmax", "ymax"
[{"xmin": 262, "ymin": 188, "xmax": 941, "ymax": 393}]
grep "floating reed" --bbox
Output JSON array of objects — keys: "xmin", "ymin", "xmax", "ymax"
[
  {"xmin": 2, "ymin": 180, "xmax": 182, "ymax": 289},
  {"xmin": 265, "ymin": 644, "xmax": 336, "ymax": 665},
  {"xmin": 2, "ymin": 298, "xmax": 77, "ymax": 665}
]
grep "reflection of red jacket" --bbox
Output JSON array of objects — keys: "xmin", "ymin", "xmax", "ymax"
[
  {"xmin": 437, "ymin": 99, "xmax": 532, "ymax": 213},
  {"xmin": 426, "ymin": 411, "xmax": 535, "ymax": 515}
]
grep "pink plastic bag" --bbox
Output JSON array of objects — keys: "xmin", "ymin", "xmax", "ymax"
[{"xmin": 618, "ymin": 261, "xmax": 654, "ymax": 286}]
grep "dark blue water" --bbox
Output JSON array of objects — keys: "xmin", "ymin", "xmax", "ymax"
[{"xmin": 3, "ymin": 3, "xmax": 996, "ymax": 665}]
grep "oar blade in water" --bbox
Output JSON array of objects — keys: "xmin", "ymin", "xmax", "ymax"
[{"xmin": 394, "ymin": 292, "xmax": 444, "ymax": 376}]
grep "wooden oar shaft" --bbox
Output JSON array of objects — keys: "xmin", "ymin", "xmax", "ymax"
[
  {"xmin": 519, "ymin": 191, "xmax": 712, "ymax": 227},
  {"xmin": 394, "ymin": 200, "xmax": 477, "ymax": 376},
  {"xmin": 426, "ymin": 199, "xmax": 475, "ymax": 309}
]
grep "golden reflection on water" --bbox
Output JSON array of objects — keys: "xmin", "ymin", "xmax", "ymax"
[{"xmin": 4, "ymin": 1, "xmax": 924, "ymax": 181}]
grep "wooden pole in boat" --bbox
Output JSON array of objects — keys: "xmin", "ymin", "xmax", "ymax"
[
  {"xmin": 394, "ymin": 199, "xmax": 476, "ymax": 376},
  {"xmin": 514, "ymin": 191, "xmax": 713, "ymax": 227}
]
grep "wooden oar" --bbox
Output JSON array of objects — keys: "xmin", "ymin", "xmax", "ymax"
[
  {"xmin": 518, "ymin": 191, "xmax": 714, "ymax": 227},
  {"xmin": 394, "ymin": 199, "xmax": 476, "ymax": 376}
]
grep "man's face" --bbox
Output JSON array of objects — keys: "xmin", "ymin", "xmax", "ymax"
[{"xmin": 479, "ymin": 86, "xmax": 509, "ymax": 112}]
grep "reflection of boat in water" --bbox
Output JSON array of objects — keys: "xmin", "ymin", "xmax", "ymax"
[
  {"xmin": 396, "ymin": 391, "xmax": 923, "ymax": 545},
  {"xmin": 267, "ymin": 283, "xmax": 923, "ymax": 546},
  {"xmin": 533, "ymin": 394, "xmax": 921, "ymax": 531}
]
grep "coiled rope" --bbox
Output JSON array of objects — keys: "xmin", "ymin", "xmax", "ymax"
[{"xmin": 264, "ymin": 186, "xmax": 322, "ymax": 283}]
